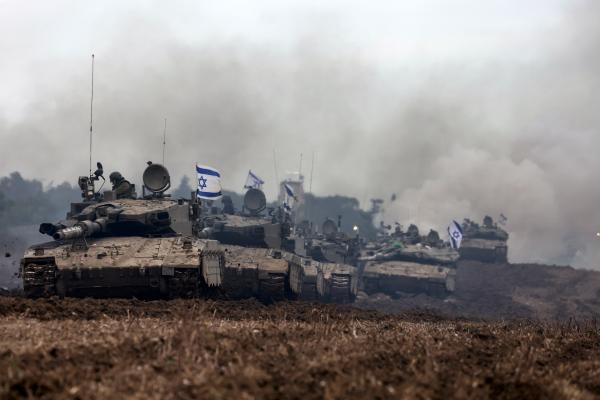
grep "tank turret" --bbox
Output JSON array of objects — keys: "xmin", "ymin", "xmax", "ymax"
[
  {"xmin": 21, "ymin": 162, "xmax": 224, "ymax": 299},
  {"xmin": 197, "ymin": 188, "xmax": 288, "ymax": 249},
  {"xmin": 360, "ymin": 225, "xmax": 458, "ymax": 297},
  {"xmin": 459, "ymin": 216, "xmax": 509, "ymax": 263}
]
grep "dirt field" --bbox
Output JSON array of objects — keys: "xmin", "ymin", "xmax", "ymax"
[
  {"xmin": 357, "ymin": 261, "xmax": 600, "ymax": 321},
  {"xmin": 1, "ymin": 296, "xmax": 599, "ymax": 400}
]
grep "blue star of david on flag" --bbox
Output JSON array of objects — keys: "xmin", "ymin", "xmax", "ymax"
[
  {"xmin": 196, "ymin": 164, "xmax": 222, "ymax": 200},
  {"xmin": 198, "ymin": 176, "xmax": 208, "ymax": 190},
  {"xmin": 447, "ymin": 220, "xmax": 463, "ymax": 250}
]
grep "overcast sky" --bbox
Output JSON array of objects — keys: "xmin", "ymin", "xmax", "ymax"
[
  {"xmin": 2, "ymin": 0, "xmax": 600, "ymax": 268},
  {"xmin": 0, "ymin": 0, "xmax": 566, "ymax": 119}
]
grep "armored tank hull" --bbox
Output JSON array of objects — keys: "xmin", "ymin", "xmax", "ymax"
[
  {"xmin": 362, "ymin": 260, "xmax": 455, "ymax": 298},
  {"xmin": 220, "ymin": 245, "xmax": 290, "ymax": 301},
  {"xmin": 285, "ymin": 253, "xmax": 357, "ymax": 303},
  {"xmin": 459, "ymin": 238, "xmax": 508, "ymax": 263},
  {"xmin": 21, "ymin": 237, "xmax": 224, "ymax": 298},
  {"xmin": 286, "ymin": 254, "xmax": 319, "ymax": 301},
  {"xmin": 360, "ymin": 241, "xmax": 459, "ymax": 298},
  {"xmin": 459, "ymin": 217, "xmax": 509, "ymax": 263},
  {"xmin": 316, "ymin": 262, "xmax": 358, "ymax": 303}
]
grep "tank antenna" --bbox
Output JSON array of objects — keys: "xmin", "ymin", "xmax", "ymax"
[
  {"xmin": 298, "ymin": 153, "xmax": 303, "ymax": 179},
  {"xmin": 89, "ymin": 54, "xmax": 95, "ymax": 177},
  {"xmin": 309, "ymin": 151, "xmax": 315, "ymax": 193},
  {"xmin": 307, "ymin": 151, "xmax": 315, "ymax": 223},
  {"xmin": 272, "ymin": 148, "xmax": 279, "ymax": 186},
  {"xmin": 162, "ymin": 118, "xmax": 167, "ymax": 165}
]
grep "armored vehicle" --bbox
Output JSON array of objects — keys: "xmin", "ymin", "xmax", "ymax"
[
  {"xmin": 284, "ymin": 217, "xmax": 359, "ymax": 303},
  {"xmin": 196, "ymin": 190, "xmax": 358, "ymax": 303},
  {"xmin": 306, "ymin": 217, "xmax": 361, "ymax": 266},
  {"xmin": 459, "ymin": 216, "xmax": 509, "ymax": 263},
  {"xmin": 196, "ymin": 188, "xmax": 288, "ymax": 249},
  {"xmin": 220, "ymin": 245, "xmax": 290, "ymax": 302},
  {"xmin": 360, "ymin": 227, "xmax": 458, "ymax": 297},
  {"xmin": 286, "ymin": 253, "xmax": 358, "ymax": 303},
  {"xmin": 21, "ymin": 163, "xmax": 224, "ymax": 298}
]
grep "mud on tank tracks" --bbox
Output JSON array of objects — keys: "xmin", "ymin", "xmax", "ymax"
[{"xmin": 1, "ymin": 296, "xmax": 600, "ymax": 400}]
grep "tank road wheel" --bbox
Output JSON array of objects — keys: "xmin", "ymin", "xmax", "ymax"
[
  {"xmin": 22, "ymin": 262, "xmax": 57, "ymax": 298},
  {"xmin": 258, "ymin": 273, "xmax": 286, "ymax": 303}
]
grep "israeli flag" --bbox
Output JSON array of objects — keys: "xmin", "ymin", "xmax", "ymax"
[
  {"xmin": 447, "ymin": 220, "xmax": 463, "ymax": 249},
  {"xmin": 244, "ymin": 170, "xmax": 265, "ymax": 190},
  {"xmin": 284, "ymin": 183, "xmax": 295, "ymax": 199},
  {"xmin": 499, "ymin": 213, "xmax": 508, "ymax": 226},
  {"xmin": 196, "ymin": 164, "xmax": 222, "ymax": 200},
  {"xmin": 282, "ymin": 183, "xmax": 296, "ymax": 213}
]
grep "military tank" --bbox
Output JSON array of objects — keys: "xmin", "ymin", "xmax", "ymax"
[
  {"xmin": 459, "ymin": 216, "xmax": 509, "ymax": 263},
  {"xmin": 285, "ymin": 252, "xmax": 358, "ymax": 303},
  {"xmin": 306, "ymin": 217, "xmax": 361, "ymax": 266},
  {"xmin": 195, "ymin": 190, "xmax": 358, "ymax": 303},
  {"xmin": 360, "ymin": 226, "xmax": 458, "ymax": 298},
  {"xmin": 219, "ymin": 245, "xmax": 290, "ymax": 302},
  {"xmin": 195, "ymin": 188, "xmax": 288, "ymax": 249},
  {"xmin": 20, "ymin": 163, "xmax": 225, "ymax": 298}
]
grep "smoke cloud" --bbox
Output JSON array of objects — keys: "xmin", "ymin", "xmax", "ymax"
[{"xmin": 1, "ymin": 1, "xmax": 600, "ymax": 268}]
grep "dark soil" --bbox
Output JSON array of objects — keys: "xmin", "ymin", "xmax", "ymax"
[
  {"xmin": 1, "ymin": 297, "xmax": 599, "ymax": 399},
  {"xmin": 356, "ymin": 261, "xmax": 600, "ymax": 321}
]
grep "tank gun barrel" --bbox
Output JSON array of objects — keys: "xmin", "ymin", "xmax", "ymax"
[{"xmin": 52, "ymin": 218, "xmax": 107, "ymax": 241}]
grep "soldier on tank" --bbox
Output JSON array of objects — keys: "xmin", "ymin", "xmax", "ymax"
[
  {"xmin": 405, "ymin": 224, "xmax": 420, "ymax": 244},
  {"xmin": 393, "ymin": 223, "xmax": 404, "ymax": 237},
  {"xmin": 425, "ymin": 229, "xmax": 442, "ymax": 247},
  {"xmin": 483, "ymin": 215, "xmax": 494, "ymax": 228},
  {"xmin": 109, "ymin": 171, "xmax": 135, "ymax": 199}
]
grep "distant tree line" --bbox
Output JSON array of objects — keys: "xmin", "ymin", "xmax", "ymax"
[
  {"xmin": 0, "ymin": 172, "xmax": 80, "ymax": 227},
  {"xmin": 0, "ymin": 173, "xmax": 378, "ymax": 239}
]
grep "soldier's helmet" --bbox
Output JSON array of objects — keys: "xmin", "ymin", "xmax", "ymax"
[
  {"xmin": 483, "ymin": 215, "xmax": 493, "ymax": 227},
  {"xmin": 109, "ymin": 171, "xmax": 123, "ymax": 184},
  {"xmin": 427, "ymin": 229, "xmax": 440, "ymax": 243},
  {"xmin": 407, "ymin": 224, "xmax": 419, "ymax": 237}
]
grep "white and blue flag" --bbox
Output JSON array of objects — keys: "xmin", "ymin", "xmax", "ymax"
[
  {"xmin": 244, "ymin": 170, "xmax": 265, "ymax": 190},
  {"xmin": 284, "ymin": 183, "xmax": 295, "ymax": 199},
  {"xmin": 447, "ymin": 220, "xmax": 463, "ymax": 249},
  {"xmin": 499, "ymin": 213, "xmax": 508, "ymax": 226},
  {"xmin": 196, "ymin": 164, "xmax": 222, "ymax": 200},
  {"xmin": 282, "ymin": 183, "xmax": 296, "ymax": 213}
]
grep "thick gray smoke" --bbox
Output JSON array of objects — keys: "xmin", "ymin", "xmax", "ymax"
[
  {"xmin": 379, "ymin": 1, "xmax": 600, "ymax": 268},
  {"xmin": 1, "ymin": 1, "xmax": 599, "ymax": 268}
]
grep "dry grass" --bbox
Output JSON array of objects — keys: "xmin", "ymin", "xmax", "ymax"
[{"xmin": 0, "ymin": 297, "xmax": 599, "ymax": 399}]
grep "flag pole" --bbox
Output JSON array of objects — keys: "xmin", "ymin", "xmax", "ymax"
[{"xmin": 162, "ymin": 118, "xmax": 167, "ymax": 166}]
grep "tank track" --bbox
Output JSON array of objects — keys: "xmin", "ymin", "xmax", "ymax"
[
  {"xmin": 167, "ymin": 269, "xmax": 201, "ymax": 298},
  {"xmin": 22, "ymin": 262, "xmax": 57, "ymax": 298},
  {"xmin": 258, "ymin": 273, "xmax": 286, "ymax": 302}
]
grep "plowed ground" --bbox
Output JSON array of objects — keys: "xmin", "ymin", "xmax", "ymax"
[
  {"xmin": 1, "ymin": 297, "xmax": 599, "ymax": 399},
  {"xmin": 358, "ymin": 261, "xmax": 600, "ymax": 321}
]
